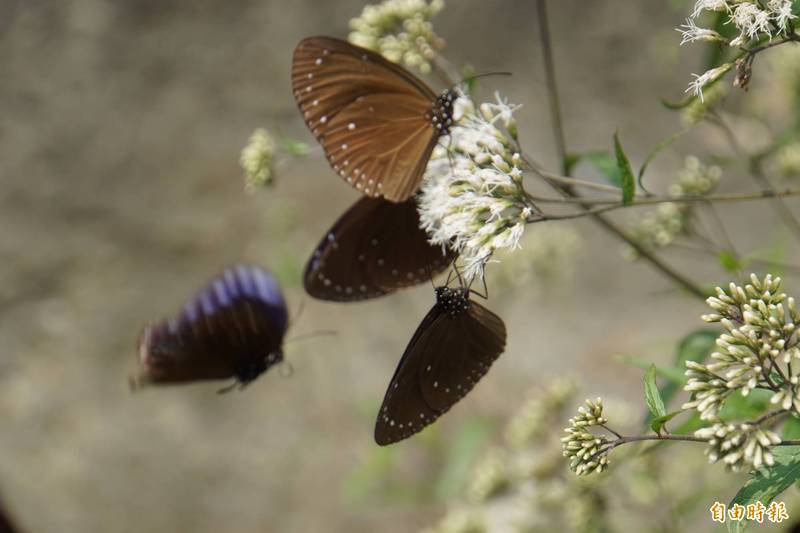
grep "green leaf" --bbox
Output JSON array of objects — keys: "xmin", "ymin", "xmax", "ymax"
[
  {"xmin": 677, "ymin": 330, "xmax": 717, "ymax": 367},
  {"xmin": 727, "ymin": 446, "xmax": 800, "ymax": 533},
  {"xmin": 783, "ymin": 415, "xmax": 800, "ymax": 440},
  {"xmin": 719, "ymin": 389, "xmax": 773, "ymax": 421},
  {"xmin": 718, "ymin": 250, "xmax": 743, "ymax": 273},
  {"xmin": 661, "ymin": 330, "xmax": 718, "ymax": 407},
  {"xmin": 614, "ymin": 132, "xmax": 635, "ymax": 205},
  {"xmin": 564, "ymin": 153, "xmax": 582, "ymax": 176},
  {"xmin": 650, "ymin": 410, "xmax": 683, "ymax": 434},
  {"xmin": 644, "ymin": 365, "xmax": 667, "ymax": 422},
  {"xmin": 706, "ymin": 11, "xmax": 737, "ymax": 71},
  {"xmin": 672, "ymin": 411, "xmax": 705, "ymax": 435},
  {"xmin": 581, "ymin": 152, "xmax": 622, "ymax": 187},
  {"xmin": 661, "ymin": 94, "xmax": 698, "ymax": 110}
]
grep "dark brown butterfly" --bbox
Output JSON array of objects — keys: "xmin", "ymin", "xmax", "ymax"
[
  {"xmin": 374, "ymin": 285, "xmax": 506, "ymax": 445},
  {"xmin": 292, "ymin": 36, "xmax": 456, "ymax": 202},
  {"xmin": 304, "ymin": 196, "xmax": 454, "ymax": 301},
  {"xmin": 132, "ymin": 265, "xmax": 288, "ymax": 390}
]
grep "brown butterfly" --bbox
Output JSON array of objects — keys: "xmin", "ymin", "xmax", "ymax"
[
  {"xmin": 292, "ymin": 36, "xmax": 456, "ymax": 202},
  {"xmin": 374, "ymin": 285, "xmax": 506, "ymax": 445},
  {"xmin": 304, "ymin": 197, "xmax": 455, "ymax": 301}
]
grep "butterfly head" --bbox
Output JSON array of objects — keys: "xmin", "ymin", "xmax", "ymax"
[
  {"xmin": 233, "ymin": 350, "xmax": 284, "ymax": 384},
  {"xmin": 429, "ymin": 90, "xmax": 457, "ymax": 135},
  {"xmin": 435, "ymin": 286, "xmax": 471, "ymax": 317}
]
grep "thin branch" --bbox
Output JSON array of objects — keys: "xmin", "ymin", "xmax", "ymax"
[
  {"xmin": 525, "ymin": 186, "xmax": 800, "ymax": 217},
  {"xmin": 532, "ymin": 0, "xmax": 707, "ymax": 300},
  {"xmin": 600, "ymin": 424, "xmax": 622, "ymax": 439},
  {"xmin": 536, "ymin": 0, "xmax": 567, "ymax": 175},
  {"xmin": 535, "ymin": 170, "xmax": 622, "ymax": 194}
]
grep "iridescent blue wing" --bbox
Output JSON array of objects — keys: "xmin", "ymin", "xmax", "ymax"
[{"xmin": 135, "ymin": 265, "xmax": 288, "ymax": 388}]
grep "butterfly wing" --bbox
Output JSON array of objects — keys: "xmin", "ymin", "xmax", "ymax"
[
  {"xmin": 135, "ymin": 266, "xmax": 288, "ymax": 386},
  {"xmin": 375, "ymin": 300, "xmax": 506, "ymax": 445},
  {"xmin": 304, "ymin": 197, "xmax": 454, "ymax": 301},
  {"xmin": 292, "ymin": 36, "xmax": 440, "ymax": 202}
]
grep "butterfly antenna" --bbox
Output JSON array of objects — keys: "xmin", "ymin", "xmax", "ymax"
[
  {"xmin": 444, "ymin": 265, "xmax": 455, "ymax": 288},
  {"xmin": 451, "ymin": 71, "xmax": 513, "ymax": 91},
  {"xmin": 452, "ymin": 261, "xmax": 465, "ymax": 289},
  {"xmin": 285, "ymin": 330, "xmax": 338, "ymax": 344},
  {"xmin": 470, "ymin": 271, "xmax": 490, "ymax": 300},
  {"xmin": 425, "ymin": 262, "xmax": 436, "ymax": 290},
  {"xmin": 467, "ymin": 252, "xmax": 492, "ymax": 299}
]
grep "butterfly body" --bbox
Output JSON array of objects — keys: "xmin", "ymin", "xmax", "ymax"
[
  {"xmin": 374, "ymin": 285, "xmax": 506, "ymax": 445},
  {"xmin": 134, "ymin": 265, "xmax": 288, "ymax": 389},
  {"xmin": 292, "ymin": 36, "xmax": 456, "ymax": 202}
]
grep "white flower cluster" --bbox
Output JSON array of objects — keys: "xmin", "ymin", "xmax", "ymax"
[
  {"xmin": 685, "ymin": 274, "xmax": 800, "ymax": 469},
  {"xmin": 679, "ymin": 0, "xmax": 797, "ymax": 100},
  {"xmin": 561, "ymin": 398, "xmax": 611, "ymax": 476},
  {"xmin": 629, "ymin": 157, "xmax": 721, "ymax": 252},
  {"xmin": 695, "ymin": 422, "xmax": 782, "ymax": 471},
  {"xmin": 418, "ymin": 91, "xmax": 533, "ymax": 281},
  {"xmin": 685, "ymin": 275, "xmax": 800, "ymax": 418},
  {"xmin": 240, "ymin": 128, "xmax": 276, "ymax": 190},
  {"xmin": 348, "ymin": 0, "xmax": 445, "ymax": 74}
]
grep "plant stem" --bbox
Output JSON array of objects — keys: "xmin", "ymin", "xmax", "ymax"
[
  {"xmin": 535, "ymin": 170, "xmax": 622, "ymax": 194},
  {"xmin": 536, "ymin": 0, "xmax": 567, "ymax": 175},
  {"xmin": 527, "ymin": 186, "xmax": 800, "ymax": 208},
  {"xmin": 533, "ymin": 0, "xmax": 707, "ymax": 300},
  {"xmin": 598, "ymin": 433, "xmax": 800, "ymax": 457}
]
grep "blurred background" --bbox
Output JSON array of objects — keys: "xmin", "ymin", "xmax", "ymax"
[{"xmin": 2, "ymin": 0, "xmax": 799, "ymax": 531}]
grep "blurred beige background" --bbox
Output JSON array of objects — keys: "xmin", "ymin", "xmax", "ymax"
[{"xmin": 0, "ymin": 1, "xmax": 788, "ymax": 531}]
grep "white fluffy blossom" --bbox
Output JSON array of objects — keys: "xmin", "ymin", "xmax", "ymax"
[
  {"xmin": 685, "ymin": 0, "xmax": 797, "ymax": 48},
  {"xmin": 680, "ymin": 1, "xmax": 797, "ymax": 95},
  {"xmin": 686, "ymin": 64, "xmax": 732, "ymax": 102},
  {"xmin": 768, "ymin": 0, "xmax": 797, "ymax": 31},
  {"xmin": 418, "ymin": 91, "xmax": 534, "ymax": 281},
  {"xmin": 730, "ymin": 3, "xmax": 773, "ymax": 44},
  {"xmin": 677, "ymin": 18, "xmax": 727, "ymax": 45}
]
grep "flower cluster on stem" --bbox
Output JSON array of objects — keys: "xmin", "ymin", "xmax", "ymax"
[
  {"xmin": 694, "ymin": 422, "xmax": 782, "ymax": 471},
  {"xmin": 678, "ymin": 1, "xmax": 798, "ymax": 99},
  {"xmin": 682, "ymin": 274, "xmax": 800, "ymax": 470},
  {"xmin": 418, "ymin": 91, "xmax": 534, "ymax": 281},
  {"xmin": 240, "ymin": 128, "xmax": 277, "ymax": 191},
  {"xmin": 629, "ymin": 156, "xmax": 721, "ymax": 253},
  {"xmin": 348, "ymin": 0, "xmax": 445, "ymax": 74},
  {"xmin": 561, "ymin": 398, "xmax": 611, "ymax": 476}
]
